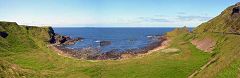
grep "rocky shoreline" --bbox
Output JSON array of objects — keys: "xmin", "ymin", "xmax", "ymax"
[{"xmin": 49, "ymin": 34, "xmax": 168, "ymax": 60}]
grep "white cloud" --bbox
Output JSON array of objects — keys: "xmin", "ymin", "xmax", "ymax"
[
  {"xmin": 104, "ymin": 15, "xmax": 213, "ymax": 27},
  {"xmin": 1, "ymin": 14, "xmax": 213, "ymax": 27}
]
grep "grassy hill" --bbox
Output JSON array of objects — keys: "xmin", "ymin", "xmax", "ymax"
[
  {"xmin": 194, "ymin": 2, "xmax": 240, "ymax": 34},
  {"xmin": 190, "ymin": 2, "xmax": 240, "ymax": 78},
  {"xmin": 0, "ymin": 22, "xmax": 211, "ymax": 78},
  {"xmin": 1, "ymin": 2, "xmax": 240, "ymax": 78}
]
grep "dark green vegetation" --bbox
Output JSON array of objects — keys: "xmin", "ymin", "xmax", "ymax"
[{"xmin": 1, "ymin": 2, "xmax": 240, "ymax": 78}]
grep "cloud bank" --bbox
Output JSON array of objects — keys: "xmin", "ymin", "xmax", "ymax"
[{"xmin": 1, "ymin": 14, "xmax": 213, "ymax": 27}]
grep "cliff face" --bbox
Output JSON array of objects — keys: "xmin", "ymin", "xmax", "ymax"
[{"xmin": 194, "ymin": 2, "xmax": 240, "ymax": 34}]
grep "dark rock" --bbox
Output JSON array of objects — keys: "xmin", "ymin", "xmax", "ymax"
[
  {"xmin": 235, "ymin": 2, "xmax": 240, "ymax": 6},
  {"xmin": 60, "ymin": 36, "xmax": 69, "ymax": 44},
  {"xmin": 231, "ymin": 2, "xmax": 240, "ymax": 15},
  {"xmin": 63, "ymin": 37, "xmax": 83, "ymax": 45},
  {"xmin": 99, "ymin": 40, "xmax": 111, "ymax": 46},
  {"xmin": 48, "ymin": 27, "xmax": 55, "ymax": 36},
  {"xmin": 232, "ymin": 6, "xmax": 240, "ymax": 15},
  {"xmin": 49, "ymin": 34, "xmax": 83, "ymax": 45},
  {"xmin": 49, "ymin": 36, "xmax": 56, "ymax": 44},
  {"xmin": 0, "ymin": 32, "xmax": 8, "ymax": 38}
]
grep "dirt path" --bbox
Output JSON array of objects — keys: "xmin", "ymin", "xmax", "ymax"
[{"xmin": 188, "ymin": 56, "xmax": 219, "ymax": 78}]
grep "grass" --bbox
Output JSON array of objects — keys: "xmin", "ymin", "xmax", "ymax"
[
  {"xmin": 2, "ymin": 21, "xmax": 240, "ymax": 78},
  {"xmin": 2, "ymin": 43, "xmax": 211, "ymax": 78},
  {"xmin": 0, "ymin": 22, "xmax": 211, "ymax": 78},
  {"xmin": 193, "ymin": 33, "xmax": 240, "ymax": 78},
  {"xmin": 6, "ymin": 21, "xmax": 240, "ymax": 78}
]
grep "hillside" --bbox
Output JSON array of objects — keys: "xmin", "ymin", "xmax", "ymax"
[
  {"xmin": 188, "ymin": 2, "xmax": 240, "ymax": 78},
  {"xmin": 194, "ymin": 2, "xmax": 240, "ymax": 34},
  {"xmin": 0, "ymin": 22, "xmax": 211, "ymax": 77},
  {"xmin": 0, "ymin": 22, "xmax": 55, "ymax": 77},
  {"xmin": 0, "ymin": 22, "xmax": 54, "ymax": 56}
]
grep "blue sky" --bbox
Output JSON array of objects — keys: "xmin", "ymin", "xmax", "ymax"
[{"xmin": 0, "ymin": 0, "xmax": 239, "ymax": 27}]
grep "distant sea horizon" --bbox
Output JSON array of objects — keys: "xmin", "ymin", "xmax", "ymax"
[{"xmin": 52, "ymin": 25, "xmax": 196, "ymax": 28}]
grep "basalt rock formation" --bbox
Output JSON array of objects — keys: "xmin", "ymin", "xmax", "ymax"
[{"xmin": 50, "ymin": 34, "xmax": 83, "ymax": 45}]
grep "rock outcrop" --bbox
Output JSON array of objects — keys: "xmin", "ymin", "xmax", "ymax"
[
  {"xmin": 99, "ymin": 40, "xmax": 112, "ymax": 46},
  {"xmin": 0, "ymin": 32, "xmax": 8, "ymax": 38},
  {"xmin": 50, "ymin": 34, "xmax": 83, "ymax": 45},
  {"xmin": 231, "ymin": 3, "xmax": 240, "ymax": 15},
  {"xmin": 191, "ymin": 38, "xmax": 215, "ymax": 52}
]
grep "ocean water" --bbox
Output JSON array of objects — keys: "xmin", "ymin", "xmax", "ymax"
[{"xmin": 53, "ymin": 27, "xmax": 175, "ymax": 53}]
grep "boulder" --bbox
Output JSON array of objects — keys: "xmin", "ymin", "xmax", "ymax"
[
  {"xmin": 63, "ymin": 37, "xmax": 83, "ymax": 45},
  {"xmin": 99, "ymin": 40, "xmax": 111, "ymax": 46}
]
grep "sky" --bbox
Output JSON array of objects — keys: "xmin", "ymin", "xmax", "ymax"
[{"xmin": 0, "ymin": 0, "xmax": 239, "ymax": 27}]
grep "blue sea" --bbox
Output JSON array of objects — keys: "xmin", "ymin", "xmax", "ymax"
[{"xmin": 53, "ymin": 27, "xmax": 175, "ymax": 53}]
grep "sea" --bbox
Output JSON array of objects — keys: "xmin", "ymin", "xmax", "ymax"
[{"xmin": 53, "ymin": 27, "xmax": 176, "ymax": 53}]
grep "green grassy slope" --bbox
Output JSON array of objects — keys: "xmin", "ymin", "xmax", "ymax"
[
  {"xmin": 191, "ymin": 32, "xmax": 240, "ymax": 78},
  {"xmin": 0, "ymin": 22, "xmax": 54, "ymax": 77},
  {"xmin": 194, "ymin": 3, "xmax": 240, "ymax": 34},
  {"xmin": 0, "ymin": 22, "xmax": 211, "ymax": 78},
  {"xmin": 189, "ymin": 2, "xmax": 240, "ymax": 78}
]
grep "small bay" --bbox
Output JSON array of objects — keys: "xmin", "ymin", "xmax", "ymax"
[{"xmin": 53, "ymin": 27, "xmax": 175, "ymax": 53}]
